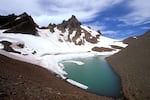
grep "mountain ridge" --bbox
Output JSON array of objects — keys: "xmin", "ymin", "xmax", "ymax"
[
  {"xmin": 0, "ymin": 13, "xmax": 102, "ymax": 45},
  {"xmin": 0, "ymin": 12, "xmax": 38, "ymax": 35}
]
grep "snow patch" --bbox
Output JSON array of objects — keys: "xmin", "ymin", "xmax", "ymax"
[
  {"xmin": 63, "ymin": 60, "xmax": 84, "ymax": 65},
  {"xmin": 133, "ymin": 36, "xmax": 138, "ymax": 39},
  {"xmin": 15, "ymin": 17, "xmax": 21, "ymax": 20},
  {"xmin": 66, "ymin": 79, "xmax": 88, "ymax": 89},
  {"xmin": 0, "ymin": 43, "xmax": 4, "ymax": 49}
]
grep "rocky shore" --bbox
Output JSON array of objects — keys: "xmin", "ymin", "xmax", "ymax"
[{"xmin": 106, "ymin": 30, "xmax": 150, "ymax": 100}]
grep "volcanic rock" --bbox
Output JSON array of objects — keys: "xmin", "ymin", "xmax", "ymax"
[
  {"xmin": 92, "ymin": 46, "xmax": 114, "ymax": 52},
  {"xmin": 48, "ymin": 23, "xmax": 56, "ymax": 33},
  {"xmin": 0, "ymin": 14, "xmax": 17, "ymax": 26},
  {"xmin": 48, "ymin": 15, "xmax": 99, "ymax": 45},
  {"xmin": 0, "ymin": 12, "xmax": 38, "ymax": 35},
  {"xmin": 57, "ymin": 15, "xmax": 81, "ymax": 33},
  {"xmin": 0, "ymin": 41, "xmax": 20, "ymax": 54}
]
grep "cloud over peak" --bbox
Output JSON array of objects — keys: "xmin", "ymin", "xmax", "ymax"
[{"xmin": 0, "ymin": 0, "xmax": 123, "ymax": 26}]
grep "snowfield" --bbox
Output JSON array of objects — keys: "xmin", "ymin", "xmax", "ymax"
[
  {"xmin": 63, "ymin": 60, "xmax": 84, "ymax": 66},
  {"xmin": 0, "ymin": 27, "xmax": 127, "ymax": 89}
]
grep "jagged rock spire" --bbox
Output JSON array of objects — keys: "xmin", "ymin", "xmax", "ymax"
[
  {"xmin": 48, "ymin": 15, "xmax": 100, "ymax": 45},
  {"xmin": 56, "ymin": 15, "xmax": 81, "ymax": 33},
  {"xmin": 67, "ymin": 15, "xmax": 81, "ymax": 27}
]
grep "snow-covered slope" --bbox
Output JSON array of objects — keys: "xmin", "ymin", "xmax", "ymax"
[{"xmin": 0, "ymin": 13, "xmax": 128, "ymax": 89}]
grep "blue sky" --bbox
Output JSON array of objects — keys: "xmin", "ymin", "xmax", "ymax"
[{"xmin": 0, "ymin": 0, "xmax": 150, "ymax": 39}]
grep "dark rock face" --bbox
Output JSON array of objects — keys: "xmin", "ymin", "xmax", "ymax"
[
  {"xmin": 48, "ymin": 24, "xmax": 56, "ymax": 33},
  {"xmin": 0, "ymin": 14, "xmax": 17, "ymax": 26},
  {"xmin": 0, "ymin": 41, "xmax": 20, "ymax": 54},
  {"xmin": 39, "ymin": 26, "xmax": 49, "ymax": 29},
  {"xmin": 0, "ymin": 12, "xmax": 38, "ymax": 35},
  {"xmin": 92, "ymin": 47, "xmax": 114, "ymax": 52}
]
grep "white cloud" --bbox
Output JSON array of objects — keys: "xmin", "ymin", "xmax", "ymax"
[
  {"xmin": 102, "ymin": 30, "xmax": 119, "ymax": 35},
  {"xmin": 0, "ymin": 0, "xmax": 123, "ymax": 26},
  {"xmin": 0, "ymin": 0, "xmax": 42, "ymax": 15},
  {"xmin": 101, "ymin": 30, "xmax": 122, "ymax": 39},
  {"xmin": 84, "ymin": 21, "xmax": 106, "ymax": 31},
  {"xmin": 84, "ymin": 22, "xmax": 124, "ymax": 39},
  {"xmin": 119, "ymin": 0, "xmax": 150, "ymax": 26},
  {"xmin": 102, "ymin": 30, "xmax": 138, "ymax": 39},
  {"xmin": 141, "ymin": 26, "xmax": 150, "ymax": 30}
]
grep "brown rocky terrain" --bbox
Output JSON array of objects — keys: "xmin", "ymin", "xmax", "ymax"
[
  {"xmin": 106, "ymin": 30, "xmax": 150, "ymax": 100},
  {"xmin": 92, "ymin": 47, "xmax": 114, "ymax": 52}
]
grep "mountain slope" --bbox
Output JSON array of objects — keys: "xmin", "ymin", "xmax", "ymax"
[{"xmin": 106, "ymin": 30, "xmax": 150, "ymax": 100}]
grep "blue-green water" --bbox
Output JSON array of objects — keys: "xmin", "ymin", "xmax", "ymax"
[{"xmin": 61, "ymin": 56, "xmax": 121, "ymax": 97}]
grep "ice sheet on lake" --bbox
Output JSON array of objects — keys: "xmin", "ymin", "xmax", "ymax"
[
  {"xmin": 63, "ymin": 60, "xmax": 84, "ymax": 65},
  {"xmin": 67, "ymin": 79, "xmax": 88, "ymax": 89}
]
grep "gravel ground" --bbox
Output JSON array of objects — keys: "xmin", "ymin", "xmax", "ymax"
[{"xmin": 106, "ymin": 30, "xmax": 150, "ymax": 100}]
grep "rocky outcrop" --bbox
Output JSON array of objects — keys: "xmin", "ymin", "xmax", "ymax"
[
  {"xmin": 92, "ymin": 47, "xmax": 114, "ymax": 52},
  {"xmin": 48, "ymin": 15, "xmax": 100, "ymax": 45},
  {"xmin": 57, "ymin": 15, "xmax": 81, "ymax": 33},
  {"xmin": 48, "ymin": 24, "xmax": 56, "ymax": 33},
  {"xmin": 110, "ymin": 45, "xmax": 124, "ymax": 50},
  {"xmin": 0, "ymin": 12, "xmax": 38, "ymax": 35},
  {"xmin": 0, "ymin": 14, "xmax": 17, "ymax": 26},
  {"xmin": 0, "ymin": 41, "xmax": 20, "ymax": 54},
  {"xmin": 83, "ymin": 30, "xmax": 98, "ymax": 44}
]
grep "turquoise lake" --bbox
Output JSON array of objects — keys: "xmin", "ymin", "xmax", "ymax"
[{"xmin": 61, "ymin": 56, "xmax": 121, "ymax": 97}]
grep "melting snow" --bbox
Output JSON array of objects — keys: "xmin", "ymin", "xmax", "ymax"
[
  {"xmin": 67, "ymin": 79, "xmax": 88, "ymax": 89},
  {"xmin": 63, "ymin": 60, "xmax": 84, "ymax": 65}
]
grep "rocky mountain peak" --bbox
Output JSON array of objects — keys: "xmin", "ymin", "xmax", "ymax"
[
  {"xmin": 56, "ymin": 15, "xmax": 81, "ymax": 33},
  {"xmin": 67, "ymin": 15, "xmax": 81, "ymax": 27},
  {"xmin": 48, "ymin": 15, "xmax": 100, "ymax": 45},
  {"xmin": 19, "ymin": 12, "xmax": 28, "ymax": 17},
  {"xmin": 0, "ymin": 12, "xmax": 38, "ymax": 35}
]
